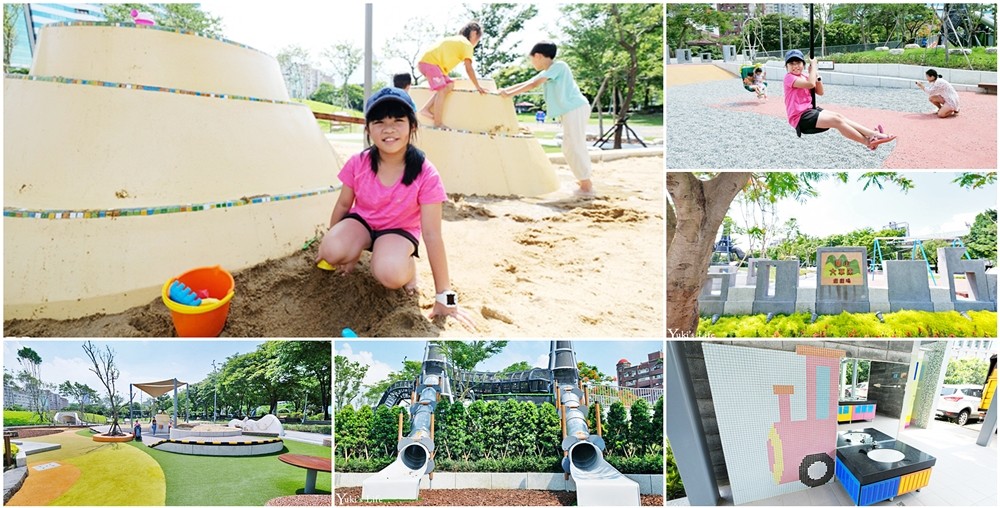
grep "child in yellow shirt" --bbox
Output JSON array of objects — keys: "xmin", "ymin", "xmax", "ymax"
[{"xmin": 417, "ymin": 22, "xmax": 487, "ymax": 128}]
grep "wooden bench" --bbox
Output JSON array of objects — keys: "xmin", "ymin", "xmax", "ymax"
[
  {"xmin": 979, "ymin": 83, "xmax": 997, "ymax": 95},
  {"xmin": 312, "ymin": 112, "xmax": 364, "ymax": 133},
  {"xmin": 278, "ymin": 454, "xmax": 331, "ymax": 494}
]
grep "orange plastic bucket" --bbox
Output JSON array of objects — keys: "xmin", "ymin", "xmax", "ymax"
[{"xmin": 161, "ymin": 266, "xmax": 235, "ymax": 337}]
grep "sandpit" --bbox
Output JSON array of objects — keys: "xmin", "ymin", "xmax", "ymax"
[{"xmin": 4, "ymin": 154, "xmax": 665, "ymax": 337}]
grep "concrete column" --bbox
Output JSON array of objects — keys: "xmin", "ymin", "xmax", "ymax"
[
  {"xmin": 666, "ymin": 342, "xmax": 719, "ymax": 506},
  {"xmin": 910, "ymin": 341, "xmax": 951, "ymax": 429},
  {"xmin": 977, "ymin": 389, "xmax": 996, "ymax": 447}
]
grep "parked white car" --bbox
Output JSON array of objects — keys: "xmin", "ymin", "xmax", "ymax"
[{"xmin": 935, "ymin": 384, "xmax": 984, "ymax": 426}]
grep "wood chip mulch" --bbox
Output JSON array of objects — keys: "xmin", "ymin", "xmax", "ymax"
[
  {"xmin": 334, "ymin": 487, "xmax": 663, "ymax": 506},
  {"xmin": 266, "ymin": 494, "xmax": 333, "ymax": 506}
]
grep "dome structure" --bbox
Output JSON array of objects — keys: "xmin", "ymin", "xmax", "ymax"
[{"xmin": 4, "ymin": 23, "xmax": 340, "ymax": 320}]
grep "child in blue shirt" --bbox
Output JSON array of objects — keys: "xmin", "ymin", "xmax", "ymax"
[{"xmin": 500, "ymin": 41, "xmax": 593, "ymax": 195}]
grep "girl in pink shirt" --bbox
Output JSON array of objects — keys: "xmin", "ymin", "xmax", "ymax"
[
  {"xmin": 317, "ymin": 87, "xmax": 476, "ymax": 331},
  {"xmin": 782, "ymin": 50, "xmax": 895, "ymax": 150}
]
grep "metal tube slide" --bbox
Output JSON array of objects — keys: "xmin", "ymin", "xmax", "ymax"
[
  {"xmin": 362, "ymin": 344, "xmax": 442, "ymax": 500},
  {"xmin": 559, "ymin": 385, "xmax": 640, "ymax": 506}
]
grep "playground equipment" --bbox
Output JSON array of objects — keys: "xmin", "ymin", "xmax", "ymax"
[
  {"xmin": 362, "ymin": 342, "xmax": 447, "ymax": 500},
  {"xmin": 711, "ymin": 234, "xmax": 747, "ymax": 264},
  {"xmin": 766, "ymin": 346, "xmax": 844, "ymax": 487},
  {"xmin": 366, "ymin": 341, "xmax": 641, "ymax": 505},
  {"xmin": 407, "ymin": 81, "xmax": 559, "ymax": 197},
  {"xmin": 870, "ymin": 236, "xmax": 972, "ymax": 286},
  {"xmin": 4, "ymin": 22, "xmax": 340, "ymax": 320}
]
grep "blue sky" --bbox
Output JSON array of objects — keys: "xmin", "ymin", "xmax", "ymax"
[
  {"xmin": 199, "ymin": 1, "xmax": 562, "ymax": 80},
  {"xmin": 336, "ymin": 340, "xmax": 662, "ymax": 387},
  {"xmin": 728, "ymin": 172, "xmax": 998, "ymax": 243},
  {"xmin": 3, "ymin": 340, "xmax": 270, "ymax": 399}
]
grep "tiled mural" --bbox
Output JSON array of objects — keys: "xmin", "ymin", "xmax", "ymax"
[{"xmin": 703, "ymin": 343, "xmax": 844, "ymax": 504}]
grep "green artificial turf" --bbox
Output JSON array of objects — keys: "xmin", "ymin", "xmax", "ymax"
[{"xmin": 130, "ymin": 439, "xmax": 331, "ymax": 506}]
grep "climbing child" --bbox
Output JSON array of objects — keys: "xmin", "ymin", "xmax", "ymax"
[
  {"xmin": 417, "ymin": 22, "xmax": 487, "ymax": 128},
  {"xmin": 500, "ymin": 41, "xmax": 594, "ymax": 195},
  {"xmin": 317, "ymin": 87, "xmax": 476, "ymax": 331},
  {"xmin": 752, "ymin": 67, "xmax": 767, "ymax": 100},
  {"xmin": 783, "ymin": 50, "xmax": 895, "ymax": 150}
]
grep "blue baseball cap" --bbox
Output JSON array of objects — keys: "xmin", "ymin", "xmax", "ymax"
[
  {"xmin": 364, "ymin": 87, "xmax": 416, "ymax": 119},
  {"xmin": 784, "ymin": 49, "xmax": 805, "ymax": 64}
]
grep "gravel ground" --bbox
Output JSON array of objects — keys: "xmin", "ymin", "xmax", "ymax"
[
  {"xmin": 334, "ymin": 487, "xmax": 664, "ymax": 506},
  {"xmin": 666, "ymin": 78, "xmax": 933, "ymax": 169}
]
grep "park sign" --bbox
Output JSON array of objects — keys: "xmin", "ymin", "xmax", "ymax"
[
  {"xmin": 821, "ymin": 252, "xmax": 863, "ymax": 286},
  {"xmin": 815, "ymin": 247, "xmax": 870, "ymax": 315}
]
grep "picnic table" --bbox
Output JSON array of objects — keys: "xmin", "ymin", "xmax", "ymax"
[{"xmin": 278, "ymin": 453, "xmax": 331, "ymax": 494}]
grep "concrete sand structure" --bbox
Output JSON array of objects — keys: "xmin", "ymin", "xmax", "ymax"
[
  {"xmin": 4, "ymin": 23, "xmax": 340, "ymax": 320},
  {"xmin": 408, "ymin": 81, "xmax": 559, "ymax": 197}
]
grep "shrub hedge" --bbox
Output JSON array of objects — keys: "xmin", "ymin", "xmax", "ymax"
[
  {"xmin": 827, "ymin": 47, "xmax": 997, "ymax": 71},
  {"xmin": 698, "ymin": 310, "xmax": 997, "ymax": 337},
  {"xmin": 335, "ymin": 397, "xmax": 663, "ymax": 474}
]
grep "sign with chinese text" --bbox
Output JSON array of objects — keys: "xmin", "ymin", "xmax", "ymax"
[{"xmin": 820, "ymin": 252, "xmax": 863, "ymax": 286}]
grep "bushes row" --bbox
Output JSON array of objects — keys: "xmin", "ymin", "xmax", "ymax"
[
  {"xmin": 335, "ymin": 397, "xmax": 663, "ymax": 469},
  {"xmin": 699, "ymin": 310, "xmax": 997, "ymax": 338},
  {"xmin": 283, "ymin": 424, "xmax": 331, "ymax": 435},
  {"xmin": 334, "ymin": 453, "xmax": 663, "ymax": 474},
  {"xmin": 828, "ymin": 47, "xmax": 997, "ymax": 71}
]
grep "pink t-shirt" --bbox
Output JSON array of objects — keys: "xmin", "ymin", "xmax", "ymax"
[
  {"xmin": 338, "ymin": 150, "xmax": 447, "ymax": 239},
  {"xmin": 783, "ymin": 72, "xmax": 813, "ymax": 128}
]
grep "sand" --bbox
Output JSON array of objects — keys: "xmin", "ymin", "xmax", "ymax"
[{"xmin": 3, "ymin": 153, "xmax": 664, "ymax": 338}]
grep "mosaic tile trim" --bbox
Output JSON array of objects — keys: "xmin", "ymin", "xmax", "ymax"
[
  {"xmin": 422, "ymin": 124, "xmax": 536, "ymax": 139},
  {"xmin": 5, "ymin": 73, "xmax": 302, "ymax": 107},
  {"xmin": 4, "ymin": 187, "xmax": 338, "ymax": 220},
  {"xmin": 42, "ymin": 21, "xmax": 268, "ymax": 55}
]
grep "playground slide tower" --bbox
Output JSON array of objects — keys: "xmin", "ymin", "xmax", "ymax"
[
  {"xmin": 361, "ymin": 342, "xmax": 449, "ymax": 500},
  {"xmin": 551, "ymin": 341, "xmax": 641, "ymax": 506}
]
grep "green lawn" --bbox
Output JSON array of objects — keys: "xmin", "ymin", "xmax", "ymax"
[
  {"xmin": 515, "ymin": 111, "xmax": 663, "ymax": 127},
  {"xmin": 3, "ymin": 410, "xmax": 107, "ymax": 426},
  {"xmin": 826, "ymin": 46, "xmax": 997, "ymax": 71},
  {"xmin": 131, "ymin": 439, "xmax": 331, "ymax": 506}
]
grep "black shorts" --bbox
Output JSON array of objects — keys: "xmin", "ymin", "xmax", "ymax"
[
  {"xmin": 342, "ymin": 213, "xmax": 419, "ymax": 257},
  {"xmin": 796, "ymin": 107, "xmax": 830, "ymax": 137}
]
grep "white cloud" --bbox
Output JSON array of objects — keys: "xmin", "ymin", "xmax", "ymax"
[
  {"xmin": 533, "ymin": 353, "xmax": 549, "ymax": 369},
  {"xmin": 337, "ymin": 343, "xmax": 394, "ymax": 386}
]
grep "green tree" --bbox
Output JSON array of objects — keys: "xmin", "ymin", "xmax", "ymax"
[
  {"xmin": 535, "ymin": 402, "xmax": 562, "ymax": 458},
  {"xmin": 665, "ymin": 4, "xmax": 734, "ymax": 50},
  {"xmin": 3, "ymin": 4, "xmax": 21, "ymax": 72},
  {"xmin": 963, "ymin": 209, "xmax": 997, "ymax": 263},
  {"xmin": 560, "ymin": 4, "xmax": 661, "ymax": 148},
  {"xmin": 309, "ymin": 82, "xmax": 339, "ymax": 105},
  {"xmin": 500, "ymin": 361, "xmax": 532, "ymax": 373},
  {"xmin": 603, "ymin": 401, "xmax": 629, "ymax": 456},
  {"xmin": 945, "ymin": 357, "xmax": 989, "ymax": 385},
  {"xmin": 273, "ymin": 340, "xmax": 331, "ymax": 419},
  {"xmin": 577, "ymin": 361, "xmax": 611, "ymax": 383},
  {"xmin": 627, "ymin": 398, "xmax": 654, "ymax": 457},
  {"xmin": 335, "ymin": 355, "xmax": 368, "ymax": 411},
  {"xmin": 17, "ymin": 347, "xmax": 46, "ymax": 423},
  {"xmin": 652, "ymin": 396, "xmax": 664, "ymax": 453},
  {"xmin": 369, "ymin": 405, "xmax": 401, "ymax": 458},
  {"xmin": 102, "ymin": 4, "xmax": 223, "ymax": 37},
  {"xmin": 322, "ymin": 41, "xmax": 363, "ymax": 109},
  {"xmin": 464, "ymin": 3, "xmax": 538, "ymax": 78}
]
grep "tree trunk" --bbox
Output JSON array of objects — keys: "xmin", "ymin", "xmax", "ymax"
[{"xmin": 666, "ymin": 173, "xmax": 751, "ymax": 334}]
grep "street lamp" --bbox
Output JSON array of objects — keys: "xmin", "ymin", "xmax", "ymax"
[{"xmin": 212, "ymin": 359, "xmax": 218, "ymax": 423}]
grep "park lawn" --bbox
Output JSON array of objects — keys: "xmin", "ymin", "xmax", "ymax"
[
  {"xmin": 9, "ymin": 429, "xmax": 164, "ymax": 506},
  {"xmin": 827, "ymin": 46, "xmax": 997, "ymax": 71},
  {"xmin": 132, "ymin": 439, "xmax": 331, "ymax": 506},
  {"xmin": 3, "ymin": 410, "xmax": 107, "ymax": 426}
]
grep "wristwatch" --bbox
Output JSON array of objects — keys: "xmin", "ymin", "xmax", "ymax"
[{"xmin": 435, "ymin": 290, "xmax": 458, "ymax": 308}]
